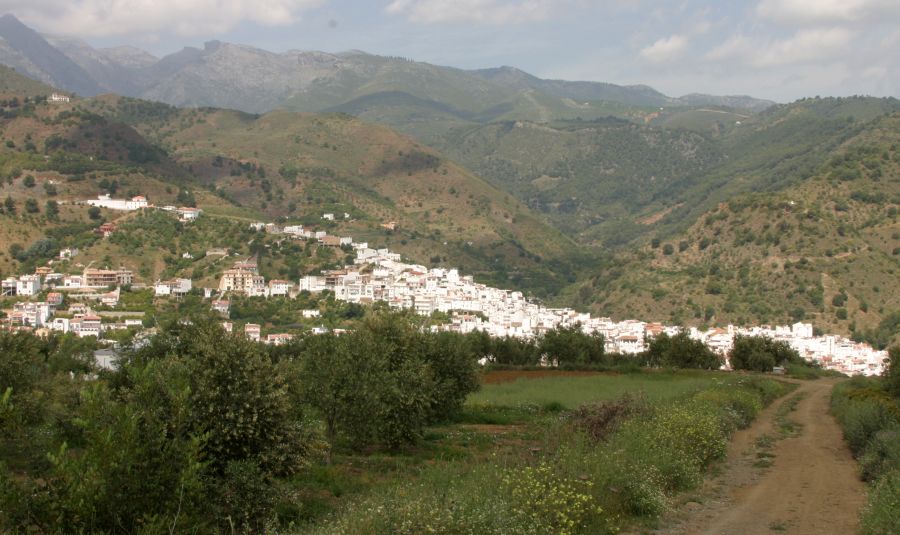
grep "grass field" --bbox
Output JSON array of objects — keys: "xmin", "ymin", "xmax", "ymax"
[{"xmin": 469, "ymin": 370, "xmax": 728, "ymax": 409}]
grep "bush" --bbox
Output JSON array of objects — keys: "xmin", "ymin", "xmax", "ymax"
[
  {"xmin": 832, "ymin": 377, "xmax": 900, "ymax": 535},
  {"xmin": 860, "ymin": 468, "xmax": 900, "ymax": 535}
]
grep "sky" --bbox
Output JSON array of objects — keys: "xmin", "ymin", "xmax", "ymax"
[{"xmin": 2, "ymin": 0, "xmax": 899, "ymax": 102}]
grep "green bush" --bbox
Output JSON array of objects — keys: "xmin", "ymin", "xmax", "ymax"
[
  {"xmin": 832, "ymin": 377, "xmax": 900, "ymax": 535},
  {"xmin": 860, "ymin": 468, "xmax": 900, "ymax": 535}
]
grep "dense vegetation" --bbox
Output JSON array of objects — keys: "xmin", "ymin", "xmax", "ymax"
[
  {"xmin": 831, "ymin": 346, "xmax": 900, "ymax": 535},
  {"xmin": 0, "ymin": 313, "xmax": 485, "ymax": 532}
]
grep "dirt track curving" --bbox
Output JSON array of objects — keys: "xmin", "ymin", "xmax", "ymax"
[{"xmin": 653, "ymin": 379, "xmax": 866, "ymax": 535}]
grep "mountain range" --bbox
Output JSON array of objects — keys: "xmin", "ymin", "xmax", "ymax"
[{"xmin": 0, "ymin": 14, "xmax": 773, "ymax": 118}]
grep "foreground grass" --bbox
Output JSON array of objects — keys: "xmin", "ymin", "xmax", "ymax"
[
  {"xmin": 831, "ymin": 377, "xmax": 900, "ymax": 535},
  {"xmin": 299, "ymin": 373, "xmax": 791, "ymax": 534}
]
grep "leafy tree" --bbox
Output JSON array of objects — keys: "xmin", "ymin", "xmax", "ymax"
[
  {"xmin": 538, "ymin": 324, "xmax": 605, "ymax": 366},
  {"xmin": 87, "ymin": 206, "xmax": 101, "ymax": 220},
  {"xmin": 43, "ymin": 182, "xmax": 56, "ymax": 196},
  {"xmin": 488, "ymin": 335, "xmax": 540, "ymax": 365},
  {"xmin": 45, "ymin": 200, "xmax": 59, "ymax": 221},
  {"xmin": 3, "ymin": 196, "xmax": 15, "ymax": 215},
  {"xmin": 24, "ymin": 198, "xmax": 38, "ymax": 213},
  {"xmin": 176, "ymin": 188, "xmax": 196, "ymax": 207},
  {"xmin": 884, "ymin": 346, "xmax": 900, "ymax": 398},
  {"xmin": 729, "ymin": 335, "xmax": 801, "ymax": 372},
  {"xmin": 644, "ymin": 331, "xmax": 722, "ymax": 369},
  {"xmin": 662, "ymin": 243, "xmax": 675, "ymax": 255},
  {"xmin": 22, "ymin": 175, "xmax": 35, "ymax": 188}
]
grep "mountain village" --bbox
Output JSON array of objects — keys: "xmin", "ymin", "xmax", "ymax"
[{"xmin": 0, "ymin": 195, "xmax": 888, "ymax": 376}]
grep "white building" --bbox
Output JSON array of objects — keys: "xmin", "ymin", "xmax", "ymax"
[
  {"xmin": 268, "ymin": 280, "xmax": 293, "ymax": 297},
  {"xmin": 177, "ymin": 207, "xmax": 202, "ymax": 221},
  {"xmin": 86, "ymin": 194, "xmax": 148, "ymax": 211},
  {"xmin": 244, "ymin": 323, "xmax": 261, "ymax": 342},
  {"xmin": 16, "ymin": 275, "xmax": 41, "ymax": 296}
]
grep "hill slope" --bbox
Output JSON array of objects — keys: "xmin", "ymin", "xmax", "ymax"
[
  {"xmin": 566, "ymin": 112, "xmax": 900, "ymax": 342},
  {"xmin": 0, "ymin": 72, "xmax": 588, "ymax": 298},
  {"xmin": 431, "ymin": 97, "xmax": 900, "ymax": 248}
]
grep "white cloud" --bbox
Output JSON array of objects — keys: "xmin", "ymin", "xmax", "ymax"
[
  {"xmin": 385, "ymin": 0, "xmax": 553, "ymax": 24},
  {"xmin": 1, "ymin": 0, "xmax": 326, "ymax": 37},
  {"xmin": 756, "ymin": 0, "xmax": 900, "ymax": 25},
  {"xmin": 706, "ymin": 27, "xmax": 854, "ymax": 67},
  {"xmin": 638, "ymin": 34, "xmax": 688, "ymax": 63}
]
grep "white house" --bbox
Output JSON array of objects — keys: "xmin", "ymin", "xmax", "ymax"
[
  {"xmin": 322, "ymin": 213, "xmax": 335, "ymax": 221},
  {"xmin": 177, "ymin": 207, "xmax": 202, "ymax": 221},
  {"xmin": 86, "ymin": 194, "xmax": 148, "ymax": 211},
  {"xmin": 63, "ymin": 275, "xmax": 83, "ymax": 288},
  {"xmin": 49, "ymin": 93, "xmax": 70, "ymax": 103},
  {"xmin": 59, "ymin": 248, "xmax": 79, "ymax": 260},
  {"xmin": 244, "ymin": 323, "xmax": 261, "ymax": 342},
  {"xmin": 16, "ymin": 275, "xmax": 41, "ymax": 296},
  {"xmin": 268, "ymin": 280, "xmax": 293, "ymax": 297}
]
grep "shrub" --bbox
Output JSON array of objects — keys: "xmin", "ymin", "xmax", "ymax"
[
  {"xmin": 860, "ymin": 468, "xmax": 900, "ymax": 535},
  {"xmin": 568, "ymin": 394, "xmax": 648, "ymax": 443}
]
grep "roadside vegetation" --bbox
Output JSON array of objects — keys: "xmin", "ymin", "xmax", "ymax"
[{"xmin": 831, "ymin": 346, "xmax": 900, "ymax": 535}]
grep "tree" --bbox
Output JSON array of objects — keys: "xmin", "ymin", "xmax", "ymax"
[
  {"xmin": 24, "ymin": 198, "xmax": 38, "ymax": 213},
  {"xmin": 884, "ymin": 346, "xmax": 900, "ymax": 398},
  {"xmin": 42, "ymin": 182, "xmax": 57, "ymax": 196},
  {"xmin": 3, "ymin": 196, "xmax": 15, "ymax": 215},
  {"xmin": 538, "ymin": 324, "xmax": 605, "ymax": 367},
  {"xmin": 644, "ymin": 331, "xmax": 722, "ymax": 369},
  {"xmin": 177, "ymin": 188, "xmax": 196, "ymax": 207},
  {"xmin": 729, "ymin": 335, "xmax": 800, "ymax": 372},
  {"xmin": 662, "ymin": 243, "xmax": 675, "ymax": 255},
  {"xmin": 87, "ymin": 206, "xmax": 101, "ymax": 220},
  {"xmin": 22, "ymin": 175, "xmax": 35, "ymax": 188},
  {"xmin": 45, "ymin": 200, "xmax": 59, "ymax": 221}
]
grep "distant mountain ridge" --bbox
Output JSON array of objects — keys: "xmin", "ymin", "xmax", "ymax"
[{"xmin": 0, "ymin": 14, "xmax": 774, "ymax": 117}]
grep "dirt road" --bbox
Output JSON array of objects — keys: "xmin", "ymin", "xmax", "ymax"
[{"xmin": 654, "ymin": 379, "xmax": 866, "ymax": 535}]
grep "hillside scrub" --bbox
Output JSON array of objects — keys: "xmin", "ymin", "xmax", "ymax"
[
  {"xmin": 310, "ymin": 377, "xmax": 792, "ymax": 534},
  {"xmin": 831, "ymin": 357, "xmax": 900, "ymax": 535}
]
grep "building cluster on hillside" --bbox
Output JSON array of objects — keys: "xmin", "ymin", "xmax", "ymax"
[
  {"xmin": 288, "ymin": 244, "xmax": 888, "ymax": 376},
  {"xmin": 1, "ymin": 219, "xmax": 889, "ymax": 375},
  {"xmin": 2, "ymin": 267, "xmax": 137, "ymax": 336}
]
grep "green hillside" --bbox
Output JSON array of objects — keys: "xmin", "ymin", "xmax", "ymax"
[
  {"xmin": 432, "ymin": 96, "xmax": 900, "ymax": 248},
  {"xmin": 0, "ymin": 64, "xmax": 56, "ymax": 96},
  {"xmin": 567, "ymin": 112, "xmax": 900, "ymax": 342},
  {"xmin": 1, "ymin": 88, "xmax": 589, "ymax": 298}
]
